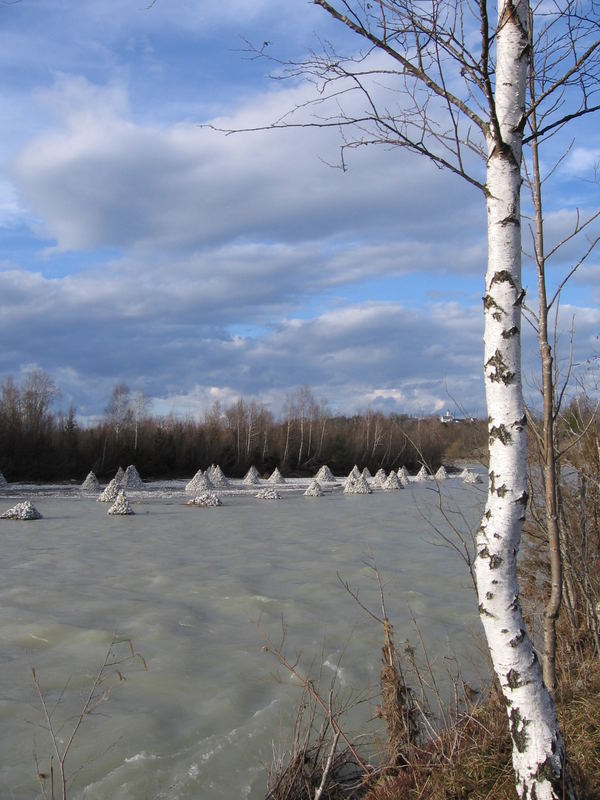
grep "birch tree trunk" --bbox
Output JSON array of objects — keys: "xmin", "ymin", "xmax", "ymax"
[{"xmin": 475, "ymin": 2, "xmax": 572, "ymax": 797}]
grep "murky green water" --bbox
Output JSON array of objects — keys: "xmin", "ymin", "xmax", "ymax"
[{"xmin": 0, "ymin": 477, "xmax": 486, "ymax": 799}]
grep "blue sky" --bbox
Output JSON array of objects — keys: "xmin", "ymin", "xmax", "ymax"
[{"xmin": 0, "ymin": 0, "xmax": 598, "ymax": 423}]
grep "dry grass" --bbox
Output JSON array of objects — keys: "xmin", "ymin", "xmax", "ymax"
[
  {"xmin": 363, "ymin": 630, "xmax": 600, "ymax": 800},
  {"xmin": 555, "ymin": 647, "xmax": 600, "ymax": 800}
]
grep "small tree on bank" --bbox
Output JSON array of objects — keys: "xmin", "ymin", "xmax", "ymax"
[{"xmin": 219, "ymin": 1, "xmax": 599, "ymax": 797}]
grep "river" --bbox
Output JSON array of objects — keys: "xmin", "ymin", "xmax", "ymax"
[{"xmin": 0, "ymin": 473, "xmax": 486, "ymax": 799}]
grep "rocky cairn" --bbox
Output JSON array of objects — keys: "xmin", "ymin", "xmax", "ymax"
[
  {"xmin": 97, "ymin": 478, "xmax": 121, "ymax": 502},
  {"xmin": 373, "ymin": 468, "xmax": 387, "ymax": 487},
  {"xmin": 186, "ymin": 470, "xmax": 215, "ymax": 493},
  {"xmin": 344, "ymin": 474, "xmax": 372, "ymax": 494},
  {"xmin": 208, "ymin": 465, "xmax": 230, "ymax": 488},
  {"xmin": 255, "ymin": 487, "xmax": 280, "ymax": 500},
  {"xmin": 1, "ymin": 500, "xmax": 42, "ymax": 520},
  {"xmin": 434, "ymin": 465, "xmax": 448, "ymax": 480},
  {"xmin": 268, "ymin": 467, "xmax": 286, "ymax": 484},
  {"xmin": 315, "ymin": 465, "xmax": 335, "ymax": 482},
  {"xmin": 414, "ymin": 465, "xmax": 429, "ymax": 481},
  {"xmin": 107, "ymin": 490, "xmax": 134, "ymax": 515},
  {"xmin": 304, "ymin": 479, "xmax": 324, "ymax": 497},
  {"xmin": 81, "ymin": 471, "xmax": 100, "ymax": 492},
  {"xmin": 383, "ymin": 471, "xmax": 403, "ymax": 490},
  {"xmin": 243, "ymin": 466, "xmax": 261, "ymax": 485},
  {"xmin": 121, "ymin": 465, "xmax": 144, "ymax": 489},
  {"xmin": 187, "ymin": 493, "xmax": 222, "ymax": 507}
]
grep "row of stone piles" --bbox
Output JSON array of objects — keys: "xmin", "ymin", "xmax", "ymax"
[{"xmin": 184, "ymin": 462, "xmax": 483, "ymax": 498}]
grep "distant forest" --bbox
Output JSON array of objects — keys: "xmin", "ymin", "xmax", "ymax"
[{"xmin": 0, "ymin": 371, "xmax": 486, "ymax": 482}]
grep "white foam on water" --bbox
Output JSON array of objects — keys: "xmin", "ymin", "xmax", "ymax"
[
  {"xmin": 323, "ymin": 658, "xmax": 347, "ymax": 686},
  {"xmin": 251, "ymin": 698, "xmax": 280, "ymax": 719},
  {"xmin": 124, "ymin": 751, "xmax": 159, "ymax": 764}
]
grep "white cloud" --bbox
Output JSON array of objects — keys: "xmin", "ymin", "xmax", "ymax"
[
  {"xmin": 1, "ymin": 2, "xmax": 598, "ymax": 424},
  {"xmin": 11, "ymin": 74, "xmax": 482, "ymax": 256}
]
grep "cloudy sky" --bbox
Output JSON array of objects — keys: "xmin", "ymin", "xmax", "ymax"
[{"xmin": 0, "ymin": 0, "xmax": 598, "ymax": 423}]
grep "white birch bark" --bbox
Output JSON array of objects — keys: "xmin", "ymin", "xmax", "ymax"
[{"xmin": 475, "ymin": 3, "xmax": 571, "ymax": 797}]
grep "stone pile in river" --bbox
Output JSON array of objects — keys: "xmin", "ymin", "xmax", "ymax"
[
  {"xmin": 344, "ymin": 474, "xmax": 372, "ymax": 494},
  {"xmin": 397, "ymin": 467, "xmax": 410, "ymax": 486},
  {"xmin": 97, "ymin": 478, "xmax": 121, "ymax": 502},
  {"xmin": 208, "ymin": 465, "xmax": 230, "ymax": 488},
  {"xmin": 81, "ymin": 471, "xmax": 100, "ymax": 492},
  {"xmin": 256, "ymin": 487, "xmax": 280, "ymax": 500},
  {"xmin": 268, "ymin": 467, "xmax": 286, "ymax": 484},
  {"xmin": 435, "ymin": 465, "xmax": 448, "ymax": 480},
  {"xmin": 0, "ymin": 471, "xmax": 7, "ymax": 488},
  {"xmin": 373, "ymin": 468, "xmax": 387, "ymax": 487},
  {"xmin": 463, "ymin": 470, "xmax": 482, "ymax": 484},
  {"xmin": 350, "ymin": 465, "xmax": 361, "ymax": 480},
  {"xmin": 383, "ymin": 471, "xmax": 403, "ymax": 490},
  {"xmin": 1, "ymin": 500, "xmax": 42, "ymax": 520},
  {"xmin": 361, "ymin": 467, "xmax": 372, "ymax": 481},
  {"xmin": 187, "ymin": 493, "xmax": 222, "ymax": 507},
  {"xmin": 114, "ymin": 466, "xmax": 125, "ymax": 483},
  {"xmin": 315, "ymin": 465, "xmax": 335, "ymax": 482},
  {"xmin": 122, "ymin": 465, "xmax": 144, "ymax": 489},
  {"xmin": 186, "ymin": 470, "xmax": 215, "ymax": 493},
  {"xmin": 243, "ymin": 466, "xmax": 261, "ymax": 485},
  {"xmin": 414, "ymin": 465, "xmax": 429, "ymax": 481},
  {"xmin": 304, "ymin": 479, "xmax": 324, "ymax": 497},
  {"xmin": 107, "ymin": 490, "xmax": 134, "ymax": 515}
]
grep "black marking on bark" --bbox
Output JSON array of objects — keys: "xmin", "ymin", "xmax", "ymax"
[
  {"xmin": 507, "ymin": 669, "xmax": 523, "ymax": 689},
  {"xmin": 489, "ymin": 471, "xmax": 496, "ymax": 492},
  {"xmin": 496, "ymin": 483, "xmax": 508, "ymax": 498},
  {"xmin": 492, "ymin": 579, "xmax": 499, "ymax": 585},
  {"xmin": 510, "ymin": 629, "xmax": 526, "ymax": 647},
  {"xmin": 490, "ymin": 270, "xmax": 517, "ymax": 289},
  {"xmin": 515, "ymin": 491, "xmax": 529, "ymax": 506},
  {"xmin": 483, "ymin": 294, "xmax": 504, "ymax": 314},
  {"xmin": 535, "ymin": 755, "xmax": 563, "ymax": 796},
  {"xmin": 513, "ymin": 414, "xmax": 527, "ymax": 430},
  {"xmin": 502, "ymin": 326, "xmax": 519, "ymax": 338},
  {"xmin": 478, "ymin": 546, "xmax": 503, "ymax": 568},
  {"xmin": 493, "ymin": 532, "xmax": 501, "ymax": 539},
  {"xmin": 498, "ymin": 213, "xmax": 520, "ymax": 227},
  {"xmin": 485, "ymin": 509, "xmax": 492, "ymax": 520},
  {"xmin": 514, "ymin": 288, "xmax": 526, "ymax": 306},
  {"xmin": 489, "ymin": 424, "xmax": 512, "ymax": 445},
  {"xmin": 486, "ymin": 591, "xmax": 494, "ymax": 600},
  {"xmin": 509, "ymin": 595, "xmax": 520, "ymax": 611},
  {"xmin": 509, "ymin": 707, "xmax": 530, "ymax": 753},
  {"xmin": 485, "ymin": 350, "xmax": 515, "ymax": 384},
  {"xmin": 501, "ymin": 628, "xmax": 509, "ymax": 634},
  {"xmin": 478, "ymin": 603, "xmax": 494, "ymax": 617}
]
